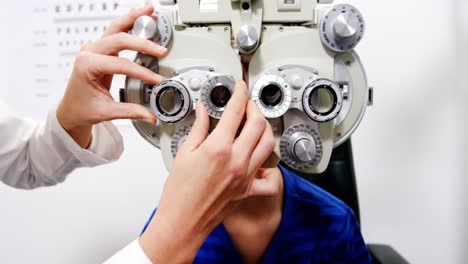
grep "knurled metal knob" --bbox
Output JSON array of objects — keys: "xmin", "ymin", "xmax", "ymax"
[
  {"xmin": 293, "ymin": 138, "xmax": 317, "ymax": 162},
  {"xmin": 132, "ymin": 15, "xmax": 159, "ymax": 40},
  {"xmin": 236, "ymin": 24, "xmax": 259, "ymax": 54},
  {"xmin": 333, "ymin": 12, "xmax": 360, "ymax": 39},
  {"xmin": 319, "ymin": 4, "xmax": 365, "ymax": 52},
  {"xmin": 280, "ymin": 125, "xmax": 323, "ymax": 170},
  {"xmin": 288, "ymin": 131, "xmax": 317, "ymax": 163}
]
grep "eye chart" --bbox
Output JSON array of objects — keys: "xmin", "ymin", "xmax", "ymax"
[{"xmin": 3, "ymin": 0, "xmax": 151, "ymax": 121}]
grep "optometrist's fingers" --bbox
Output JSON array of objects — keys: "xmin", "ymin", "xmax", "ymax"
[
  {"xmin": 246, "ymin": 122, "xmax": 276, "ymax": 177},
  {"xmin": 103, "ymin": 6, "xmax": 154, "ymax": 38},
  {"xmin": 233, "ymin": 101, "xmax": 267, "ymax": 161},
  {"xmin": 179, "ymin": 103, "xmax": 210, "ymax": 154},
  {"xmin": 84, "ymin": 33, "xmax": 167, "ymax": 57},
  {"xmin": 261, "ymin": 153, "xmax": 281, "ymax": 170},
  {"xmin": 247, "ymin": 168, "xmax": 282, "ymax": 197},
  {"xmin": 209, "ymin": 81, "xmax": 249, "ymax": 142},
  {"xmin": 76, "ymin": 53, "xmax": 163, "ymax": 84},
  {"xmin": 104, "ymin": 102, "xmax": 157, "ymax": 124}
]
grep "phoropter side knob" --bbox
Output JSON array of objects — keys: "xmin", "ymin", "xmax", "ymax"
[
  {"xmin": 132, "ymin": 16, "xmax": 159, "ymax": 40},
  {"xmin": 320, "ymin": 4, "xmax": 365, "ymax": 52},
  {"xmin": 333, "ymin": 11, "xmax": 360, "ymax": 39},
  {"xmin": 131, "ymin": 13, "xmax": 173, "ymax": 48}
]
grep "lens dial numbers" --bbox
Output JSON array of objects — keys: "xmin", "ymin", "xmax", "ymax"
[
  {"xmin": 154, "ymin": 12, "xmax": 173, "ymax": 47},
  {"xmin": 280, "ymin": 124, "xmax": 323, "ymax": 171},
  {"xmin": 251, "ymin": 75, "xmax": 292, "ymax": 119},
  {"xmin": 132, "ymin": 12, "xmax": 173, "ymax": 48},
  {"xmin": 200, "ymin": 75, "xmax": 236, "ymax": 119},
  {"xmin": 320, "ymin": 4, "xmax": 365, "ymax": 52},
  {"xmin": 171, "ymin": 125, "xmax": 192, "ymax": 158}
]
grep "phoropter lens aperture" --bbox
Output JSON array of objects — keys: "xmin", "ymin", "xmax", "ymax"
[
  {"xmin": 201, "ymin": 75, "xmax": 236, "ymax": 119},
  {"xmin": 260, "ymin": 84, "xmax": 283, "ymax": 108},
  {"xmin": 210, "ymin": 85, "xmax": 232, "ymax": 109},
  {"xmin": 156, "ymin": 86, "xmax": 184, "ymax": 117},
  {"xmin": 309, "ymin": 85, "xmax": 337, "ymax": 116},
  {"xmin": 302, "ymin": 79, "xmax": 343, "ymax": 123}
]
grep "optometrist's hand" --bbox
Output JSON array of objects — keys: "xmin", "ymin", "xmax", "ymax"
[
  {"xmin": 139, "ymin": 81, "xmax": 281, "ymax": 263},
  {"xmin": 57, "ymin": 6, "xmax": 167, "ymax": 148}
]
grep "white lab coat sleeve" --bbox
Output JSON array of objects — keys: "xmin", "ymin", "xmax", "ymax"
[
  {"xmin": 0, "ymin": 102, "xmax": 124, "ymax": 189},
  {"xmin": 104, "ymin": 240, "xmax": 152, "ymax": 264}
]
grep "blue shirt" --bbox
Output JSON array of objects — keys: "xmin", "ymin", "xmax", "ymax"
[{"xmin": 142, "ymin": 165, "xmax": 372, "ymax": 263}]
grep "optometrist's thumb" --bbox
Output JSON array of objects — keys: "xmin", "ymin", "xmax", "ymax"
[
  {"xmin": 107, "ymin": 102, "xmax": 157, "ymax": 124},
  {"xmin": 179, "ymin": 103, "xmax": 210, "ymax": 153},
  {"xmin": 246, "ymin": 168, "xmax": 282, "ymax": 198}
]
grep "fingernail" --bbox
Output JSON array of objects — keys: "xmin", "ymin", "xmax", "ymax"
[
  {"xmin": 153, "ymin": 74, "xmax": 165, "ymax": 83},
  {"xmin": 143, "ymin": 115, "xmax": 156, "ymax": 124},
  {"xmin": 157, "ymin": 46, "xmax": 168, "ymax": 53}
]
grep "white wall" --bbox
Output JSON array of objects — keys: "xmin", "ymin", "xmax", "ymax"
[
  {"xmin": 453, "ymin": 0, "xmax": 468, "ymax": 263},
  {"xmin": 0, "ymin": 0, "xmax": 465, "ymax": 263},
  {"xmin": 349, "ymin": 0, "xmax": 464, "ymax": 263},
  {"xmin": 0, "ymin": 5, "xmax": 7, "ymax": 99}
]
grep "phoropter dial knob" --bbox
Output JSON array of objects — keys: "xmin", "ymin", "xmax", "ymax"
[
  {"xmin": 320, "ymin": 4, "xmax": 365, "ymax": 52},
  {"xmin": 171, "ymin": 125, "xmax": 192, "ymax": 157},
  {"xmin": 131, "ymin": 13, "xmax": 173, "ymax": 47},
  {"xmin": 251, "ymin": 74, "xmax": 292, "ymax": 119},
  {"xmin": 237, "ymin": 24, "xmax": 259, "ymax": 54},
  {"xmin": 290, "ymin": 133, "xmax": 317, "ymax": 163},
  {"xmin": 280, "ymin": 125, "xmax": 323, "ymax": 171},
  {"xmin": 132, "ymin": 16, "xmax": 159, "ymax": 40},
  {"xmin": 333, "ymin": 11, "xmax": 360, "ymax": 39},
  {"xmin": 201, "ymin": 75, "xmax": 237, "ymax": 119}
]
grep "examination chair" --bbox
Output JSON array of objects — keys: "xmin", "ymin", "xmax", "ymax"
[{"xmin": 289, "ymin": 139, "xmax": 409, "ymax": 264}]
